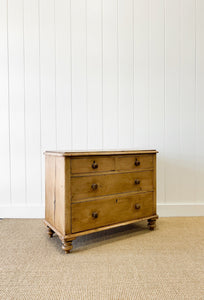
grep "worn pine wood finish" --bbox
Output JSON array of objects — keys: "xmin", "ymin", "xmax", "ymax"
[
  {"xmin": 71, "ymin": 170, "xmax": 153, "ymax": 201},
  {"xmin": 116, "ymin": 154, "xmax": 153, "ymax": 171},
  {"xmin": 71, "ymin": 156, "xmax": 115, "ymax": 174},
  {"xmin": 72, "ymin": 192, "xmax": 154, "ymax": 233},
  {"xmin": 44, "ymin": 150, "xmax": 158, "ymax": 253}
]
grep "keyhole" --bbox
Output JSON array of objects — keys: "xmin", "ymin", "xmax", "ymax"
[{"xmin": 116, "ymin": 199, "xmax": 118, "ymax": 203}]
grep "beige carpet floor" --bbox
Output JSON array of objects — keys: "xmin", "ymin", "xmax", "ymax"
[{"xmin": 0, "ymin": 217, "xmax": 204, "ymax": 300}]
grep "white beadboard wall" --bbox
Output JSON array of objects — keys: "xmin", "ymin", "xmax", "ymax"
[{"xmin": 0, "ymin": 0, "xmax": 204, "ymax": 218}]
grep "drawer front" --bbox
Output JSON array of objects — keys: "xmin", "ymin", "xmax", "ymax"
[
  {"xmin": 72, "ymin": 192, "xmax": 154, "ymax": 233},
  {"xmin": 71, "ymin": 170, "xmax": 153, "ymax": 201},
  {"xmin": 116, "ymin": 154, "xmax": 153, "ymax": 171},
  {"xmin": 71, "ymin": 156, "xmax": 115, "ymax": 174}
]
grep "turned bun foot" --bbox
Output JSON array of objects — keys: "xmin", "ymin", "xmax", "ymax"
[
  {"xmin": 47, "ymin": 226, "xmax": 54, "ymax": 238},
  {"xmin": 147, "ymin": 218, "xmax": 157, "ymax": 231},
  {"xmin": 61, "ymin": 239, "xmax": 74, "ymax": 254}
]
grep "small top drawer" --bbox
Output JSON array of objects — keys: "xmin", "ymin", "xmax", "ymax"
[
  {"xmin": 116, "ymin": 154, "xmax": 153, "ymax": 171},
  {"xmin": 71, "ymin": 156, "xmax": 115, "ymax": 174}
]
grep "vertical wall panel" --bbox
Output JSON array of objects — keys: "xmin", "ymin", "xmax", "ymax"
[
  {"xmin": 103, "ymin": 0, "xmax": 118, "ymax": 149},
  {"xmin": 133, "ymin": 0, "xmax": 149, "ymax": 149},
  {"xmin": 118, "ymin": 0, "xmax": 134, "ymax": 148},
  {"xmin": 196, "ymin": 0, "xmax": 204, "ymax": 203},
  {"xmin": 24, "ymin": 0, "xmax": 41, "ymax": 204},
  {"xmin": 39, "ymin": 0, "xmax": 56, "ymax": 151},
  {"xmin": 180, "ymin": 0, "xmax": 196, "ymax": 203},
  {"xmin": 0, "ymin": 0, "xmax": 10, "ymax": 204},
  {"xmin": 40, "ymin": 0, "xmax": 56, "ymax": 204},
  {"xmin": 87, "ymin": 0, "xmax": 102, "ymax": 150},
  {"xmin": 8, "ymin": 0, "xmax": 26, "ymax": 204},
  {"xmin": 165, "ymin": 0, "xmax": 180, "ymax": 204},
  {"xmin": 149, "ymin": 0, "xmax": 165, "ymax": 203},
  {"xmin": 55, "ymin": 0, "xmax": 72, "ymax": 150},
  {"xmin": 71, "ymin": 0, "xmax": 87, "ymax": 150}
]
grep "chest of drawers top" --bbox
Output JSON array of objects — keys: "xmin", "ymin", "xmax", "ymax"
[
  {"xmin": 45, "ymin": 149, "xmax": 158, "ymax": 157},
  {"xmin": 44, "ymin": 150, "xmax": 158, "ymax": 253}
]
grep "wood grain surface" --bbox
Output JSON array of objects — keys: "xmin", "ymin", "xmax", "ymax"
[
  {"xmin": 71, "ymin": 170, "xmax": 153, "ymax": 201},
  {"xmin": 72, "ymin": 192, "xmax": 154, "ymax": 233}
]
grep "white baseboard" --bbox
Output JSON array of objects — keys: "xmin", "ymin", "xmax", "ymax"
[
  {"xmin": 0, "ymin": 204, "xmax": 45, "ymax": 218},
  {"xmin": 157, "ymin": 203, "xmax": 204, "ymax": 217},
  {"xmin": 0, "ymin": 203, "xmax": 204, "ymax": 218}
]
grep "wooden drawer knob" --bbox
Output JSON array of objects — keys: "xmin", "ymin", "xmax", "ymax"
[
  {"xmin": 134, "ymin": 179, "xmax": 140, "ymax": 185},
  {"xmin": 91, "ymin": 183, "xmax": 98, "ymax": 191},
  {"xmin": 92, "ymin": 212, "xmax": 98, "ymax": 219},
  {"xmin": 135, "ymin": 159, "xmax": 140, "ymax": 166},
  {"xmin": 92, "ymin": 161, "xmax": 98, "ymax": 169},
  {"xmin": 135, "ymin": 204, "xmax": 141, "ymax": 210}
]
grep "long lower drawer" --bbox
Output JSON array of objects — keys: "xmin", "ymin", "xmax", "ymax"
[
  {"xmin": 72, "ymin": 192, "xmax": 154, "ymax": 233},
  {"xmin": 71, "ymin": 170, "xmax": 153, "ymax": 201}
]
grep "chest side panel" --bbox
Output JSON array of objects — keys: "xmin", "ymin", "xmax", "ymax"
[
  {"xmin": 45, "ymin": 156, "xmax": 69, "ymax": 235},
  {"xmin": 45, "ymin": 156, "xmax": 55, "ymax": 227}
]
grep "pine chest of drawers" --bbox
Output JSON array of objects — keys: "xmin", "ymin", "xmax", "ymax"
[{"xmin": 44, "ymin": 150, "xmax": 158, "ymax": 253}]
